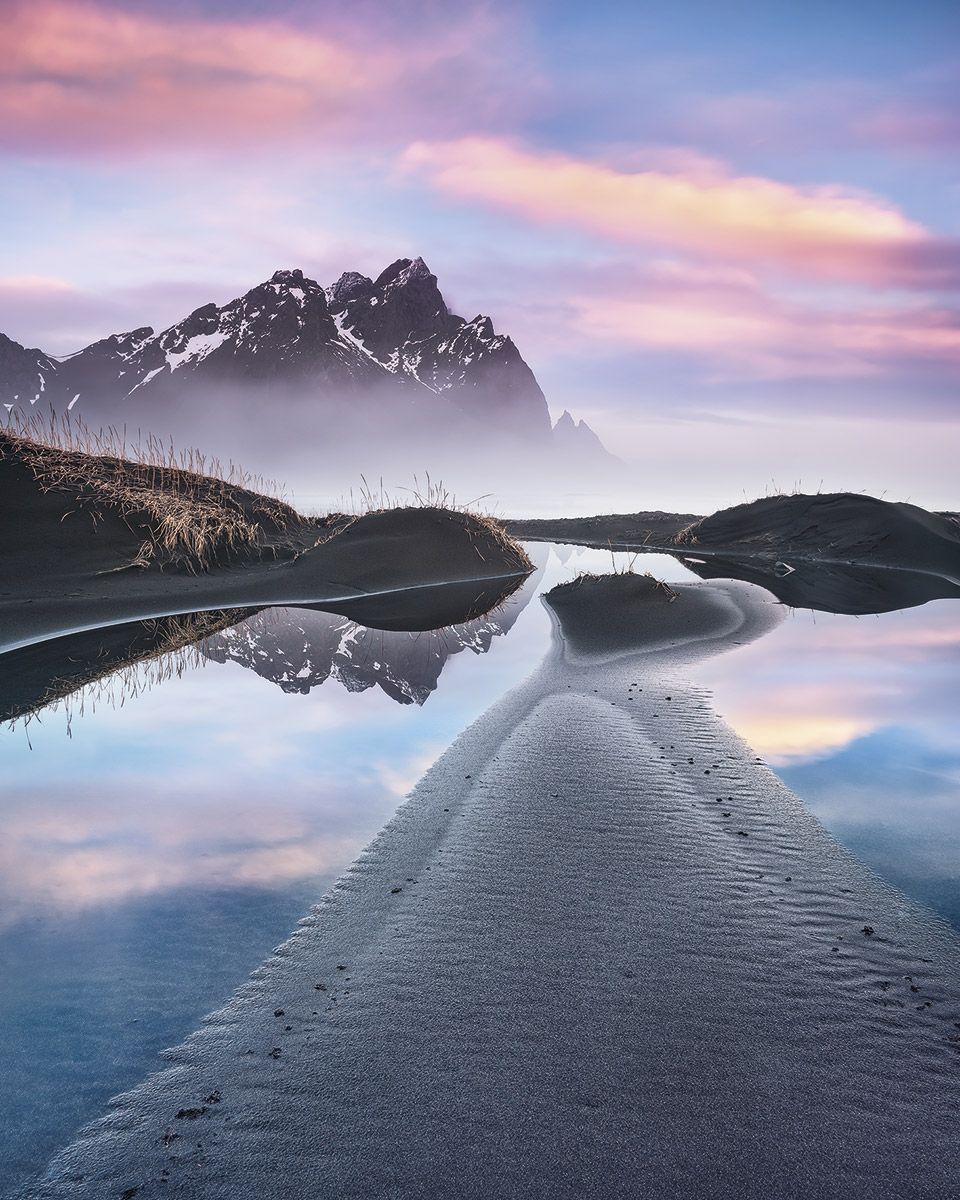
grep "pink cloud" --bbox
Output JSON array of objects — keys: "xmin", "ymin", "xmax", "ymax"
[
  {"xmin": 457, "ymin": 255, "xmax": 960, "ymax": 384},
  {"xmin": 0, "ymin": 1, "xmax": 534, "ymax": 155},
  {"xmin": 402, "ymin": 137, "xmax": 960, "ymax": 289},
  {"xmin": 565, "ymin": 264, "xmax": 960, "ymax": 380},
  {"xmin": 855, "ymin": 102, "xmax": 960, "ymax": 152},
  {"xmin": 672, "ymin": 78, "xmax": 960, "ymax": 156}
]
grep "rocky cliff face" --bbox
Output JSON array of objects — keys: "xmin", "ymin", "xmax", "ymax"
[{"xmin": 326, "ymin": 258, "xmax": 550, "ymax": 436}]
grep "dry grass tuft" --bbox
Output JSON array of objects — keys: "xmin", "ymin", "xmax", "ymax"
[
  {"xmin": 331, "ymin": 472, "xmax": 531, "ymax": 576},
  {"xmin": 2, "ymin": 414, "xmax": 533, "ymax": 579},
  {"xmin": 339, "ymin": 472, "xmax": 495, "ymax": 517},
  {"xmin": 556, "ymin": 569, "xmax": 680, "ymax": 603},
  {"xmin": 2, "ymin": 411, "xmax": 303, "ymax": 572}
]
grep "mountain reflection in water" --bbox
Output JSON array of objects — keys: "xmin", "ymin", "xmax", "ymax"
[
  {"xmin": 202, "ymin": 566, "xmax": 543, "ymax": 707},
  {"xmin": 6, "ymin": 542, "xmax": 956, "ymax": 729},
  {"xmin": 0, "ymin": 565, "xmax": 543, "ymax": 725}
]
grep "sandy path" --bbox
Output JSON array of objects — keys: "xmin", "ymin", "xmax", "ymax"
[{"xmin": 21, "ymin": 580, "xmax": 960, "ymax": 1199}]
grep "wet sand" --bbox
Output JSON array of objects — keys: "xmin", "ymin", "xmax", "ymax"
[{"xmin": 21, "ymin": 575, "xmax": 960, "ymax": 1199}]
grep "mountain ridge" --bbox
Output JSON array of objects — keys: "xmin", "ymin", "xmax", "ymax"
[{"xmin": 0, "ymin": 258, "xmax": 613, "ymax": 465}]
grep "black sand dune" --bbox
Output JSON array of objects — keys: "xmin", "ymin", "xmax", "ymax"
[
  {"xmin": 508, "ymin": 492, "xmax": 960, "ymax": 576},
  {"xmin": 678, "ymin": 491, "xmax": 960, "ymax": 577},
  {"xmin": 507, "ymin": 493, "xmax": 960, "ymax": 612},
  {"xmin": 505, "ymin": 509, "xmax": 699, "ymax": 548},
  {"xmin": 22, "ymin": 575, "xmax": 960, "ymax": 1199},
  {"xmin": 0, "ymin": 432, "xmax": 531, "ymax": 654}
]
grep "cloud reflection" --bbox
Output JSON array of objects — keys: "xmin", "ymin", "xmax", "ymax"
[
  {"xmin": 0, "ymin": 546, "xmax": 569, "ymax": 924},
  {"xmin": 0, "ymin": 664, "xmax": 425, "ymax": 927},
  {"xmin": 695, "ymin": 599, "xmax": 960, "ymax": 767}
]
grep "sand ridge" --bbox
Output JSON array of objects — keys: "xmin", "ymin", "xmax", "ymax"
[{"xmin": 19, "ymin": 578, "xmax": 960, "ymax": 1199}]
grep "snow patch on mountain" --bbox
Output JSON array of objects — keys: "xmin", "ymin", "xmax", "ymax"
[{"xmin": 165, "ymin": 330, "xmax": 229, "ymax": 371}]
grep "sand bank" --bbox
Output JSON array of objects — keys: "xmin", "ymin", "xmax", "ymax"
[
  {"xmin": 505, "ymin": 509, "xmax": 699, "ymax": 548},
  {"xmin": 0, "ymin": 434, "xmax": 531, "ymax": 654},
  {"xmin": 21, "ymin": 574, "xmax": 960, "ymax": 1199},
  {"xmin": 507, "ymin": 492, "xmax": 960, "ymax": 589}
]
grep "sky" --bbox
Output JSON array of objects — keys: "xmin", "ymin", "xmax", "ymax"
[{"xmin": 1, "ymin": 0, "xmax": 958, "ymax": 506}]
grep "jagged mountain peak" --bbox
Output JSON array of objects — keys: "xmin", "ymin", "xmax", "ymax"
[
  {"xmin": 463, "ymin": 315, "xmax": 496, "ymax": 341},
  {"xmin": 259, "ymin": 268, "xmax": 327, "ymax": 300},
  {"xmin": 0, "ymin": 331, "xmax": 60, "ymax": 409},
  {"xmin": 65, "ymin": 326, "xmax": 156, "ymax": 358},
  {"xmin": 0, "ymin": 330, "xmax": 55, "ymax": 365},
  {"xmin": 175, "ymin": 302, "xmax": 219, "ymax": 330},
  {"xmin": 270, "ymin": 267, "xmax": 306, "ymax": 286},
  {"xmin": 333, "ymin": 255, "xmax": 456, "ymax": 368},
  {"xmin": 329, "ymin": 271, "xmax": 374, "ymax": 305},
  {"xmin": 553, "ymin": 409, "xmax": 609, "ymax": 459},
  {"xmin": 374, "ymin": 256, "xmax": 433, "ymax": 290}
]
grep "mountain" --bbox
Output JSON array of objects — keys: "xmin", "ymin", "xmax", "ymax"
[
  {"xmin": 552, "ymin": 409, "xmax": 610, "ymax": 462},
  {"xmin": 0, "ymin": 258, "xmax": 619, "ymax": 489},
  {"xmin": 325, "ymin": 259, "xmax": 550, "ymax": 437},
  {"xmin": 51, "ymin": 270, "xmax": 391, "ymax": 408},
  {"xmin": 2, "ymin": 259, "xmax": 591, "ymax": 436},
  {"xmin": 0, "ymin": 333, "xmax": 60, "ymax": 413}
]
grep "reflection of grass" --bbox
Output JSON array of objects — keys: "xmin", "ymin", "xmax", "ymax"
[{"xmin": 9, "ymin": 608, "xmax": 255, "ymax": 738}]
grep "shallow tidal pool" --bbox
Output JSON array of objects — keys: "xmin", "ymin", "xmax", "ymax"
[{"xmin": 1, "ymin": 542, "xmax": 958, "ymax": 1192}]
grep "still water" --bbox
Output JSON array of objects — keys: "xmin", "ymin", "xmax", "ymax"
[{"xmin": 1, "ymin": 543, "xmax": 958, "ymax": 1191}]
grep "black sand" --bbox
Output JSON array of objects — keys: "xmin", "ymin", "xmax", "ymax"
[{"xmin": 0, "ymin": 436, "xmax": 531, "ymax": 654}]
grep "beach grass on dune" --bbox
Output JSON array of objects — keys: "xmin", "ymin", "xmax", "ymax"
[
  {"xmin": 333, "ymin": 471, "xmax": 533, "ymax": 573},
  {"xmin": 1, "ymin": 415, "xmax": 532, "ymax": 580},
  {"xmin": 1, "ymin": 414, "xmax": 302, "ymax": 573}
]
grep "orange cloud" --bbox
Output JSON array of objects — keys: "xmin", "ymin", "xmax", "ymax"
[
  {"xmin": 402, "ymin": 137, "xmax": 959, "ymax": 288},
  {"xmin": 731, "ymin": 713, "xmax": 875, "ymax": 762}
]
